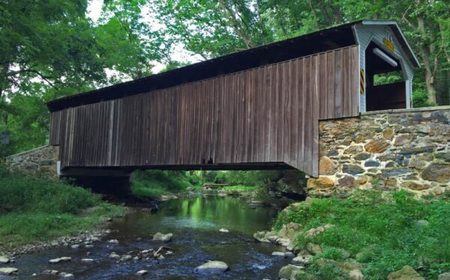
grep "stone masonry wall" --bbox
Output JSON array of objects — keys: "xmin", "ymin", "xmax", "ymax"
[
  {"xmin": 308, "ymin": 106, "xmax": 450, "ymax": 197},
  {"xmin": 4, "ymin": 145, "xmax": 59, "ymax": 179}
]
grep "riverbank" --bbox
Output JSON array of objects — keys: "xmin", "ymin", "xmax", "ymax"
[
  {"xmin": 0, "ymin": 166, "xmax": 126, "ymax": 255},
  {"xmin": 254, "ymin": 190, "xmax": 450, "ymax": 279}
]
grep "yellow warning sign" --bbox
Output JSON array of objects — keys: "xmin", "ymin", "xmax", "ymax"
[
  {"xmin": 360, "ymin": 69, "xmax": 365, "ymax": 96},
  {"xmin": 383, "ymin": 38, "xmax": 395, "ymax": 52}
]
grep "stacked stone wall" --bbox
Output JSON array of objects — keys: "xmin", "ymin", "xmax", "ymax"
[
  {"xmin": 4, "ymin": 145, "xmax": 59, "ymax": 179},
  {"xmin": 308, "ymin": 106, "xmax": 450, "ymax": 197}
]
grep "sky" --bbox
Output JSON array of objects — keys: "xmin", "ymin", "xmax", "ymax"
[{"xmin": 86, "ymin": 0, "xmax": 203, "ymax": 74}]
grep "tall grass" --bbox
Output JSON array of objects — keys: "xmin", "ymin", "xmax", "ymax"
[{"xmin": 0, "ymin": 166, "xmax": 125, "ymax": 249}]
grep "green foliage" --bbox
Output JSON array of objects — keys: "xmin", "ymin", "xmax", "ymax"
[
  {"xmin": 307, "ymin": 261, "xmax": 348, "ymax": 280},
  {"xmin": 0, "ymin": 0, "xmax": 167, "ymax": 155},
  {"xmin": 275, "ymin": 190, "xmax": 450, "ymax": 279},
  {"xmin": 0, "ymin": 170, "xmax": 97, "ymax": 215},
  {"xmin": 151, "ymin": 0, "xmax": 450, "ymax": 105},
  {"xmin": 220, "ymin": 185, "xmax": 258, "ymax": 193},
  {"xmin": 0, "ymin": 167, "xmax": 125, "ymax": 249},
  {"xmin": 413, "ymin": 88, "xmax": 433, "ymax": 107},
  {"xmin": 320, "ymin": 246, "xmax": 350, "ymax": 261},
  {"xmin": 131, "ymin": 170, "xmax": 199, "ymax": 199},
  {"xmin": 373, "ymin": 71, "xmax": 403, "ymax": 86},
  {"xmin": 202, "ymin": 170, "xmax": 275, "ymax": 186}
]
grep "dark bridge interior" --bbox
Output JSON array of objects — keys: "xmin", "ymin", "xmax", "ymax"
[{"xmin": 365, "ymin": 42, "xmax": 406, "ymax": 111}]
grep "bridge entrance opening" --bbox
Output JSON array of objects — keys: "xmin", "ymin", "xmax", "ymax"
[{"xmin": 365, "ymin": 41, "xmax": 407, "ymax": 111}]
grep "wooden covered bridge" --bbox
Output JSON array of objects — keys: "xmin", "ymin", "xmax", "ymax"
[{"xmin": 47, "ymin": 20, "xmax": 418, "ymax": 180}]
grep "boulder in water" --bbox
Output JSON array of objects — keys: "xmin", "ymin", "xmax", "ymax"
[
  {"xmin": 136, "ymin": 270, "xmax": 148, "ymax": 276},
  {"xmin": 109, "ymin": 252, "xmax": 120, "ymax": 259},
  {"xmin": 0, "ymin": 256, "xmax": 10, "ymax": 264},
  {"xmin": 59, "ymin": 272, "xmax": 74, "ymax": 278},
  {"xmin": 153, "ymin": 232, "xmax": 173, "ymax": 242},
  {"xmin": 49, "ymin": 257, "xmax": 71, "ymax": 264},
  {"xmin": 195, "ymin": 260, "xmax": 229, "ymax": 274},
  {"xmin": 0, "ymin": 267, "xmax": 18, "ymax": 275},
  {"xmin": 272, "ymin": 251, "xmax": 295, "ymax": 258},
  {"xmin": 43, "ymin": 270, "xmax": 59, "ymax": 275},
  {"xmin": 253, "ymin": 230, "xmax": 277, "ymax": 243}
]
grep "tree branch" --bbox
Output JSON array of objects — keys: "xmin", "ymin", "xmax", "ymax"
[
  {"xmin": 6, "ymin": 68, "xmax": 59, "ymax": 90},
  {"xmin": 217, "ymin": 0, "xmax": 255, "ymax": 48}
]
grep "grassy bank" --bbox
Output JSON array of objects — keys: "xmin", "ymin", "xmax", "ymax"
[
  {"xmin": 220, "ymin": 185, "xmax": 258, "ymax": 193},
  {"xmin": 131, "ymin": 170, "xmax": 201, "ymax": 199},
  {"xmin": 274, "ymin": 191, "xmax": 450, "ymax": 279},
  {"xmin": 0, "ymin": 166, "xmax": 125, "ymax": 251}
]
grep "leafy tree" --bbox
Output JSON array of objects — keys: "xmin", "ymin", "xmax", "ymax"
[
  {"xmin": 150, "ymin": 0, "xmax": 450, "ymax": 105},
  {"xmin": 0, "ymin": 0, "xmax": 166, "ymax": 155},
  {"xmin": 148, "ymin": 0, "xmax": 274, "ymax": 58},
  {"xmin": 0, "ymin": 0, "xmax": 105, "ymax": 99}
]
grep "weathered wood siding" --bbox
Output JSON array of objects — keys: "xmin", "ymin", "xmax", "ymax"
[{"xmin": 50, "ymin": 46, "xmax": 359, "ymax": 176}]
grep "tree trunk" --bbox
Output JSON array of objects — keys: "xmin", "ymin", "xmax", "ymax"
[
  {"xmin": 424, "ymin": 66, "xmax": 437, "ymax": 105},
  {"xmin": 417, "ymin": 16, "xmax": 438, "ymax": 105}
]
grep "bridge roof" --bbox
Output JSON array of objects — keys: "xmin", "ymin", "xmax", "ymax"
[{"xmin": 47, "ymin": 20, "xmax": 418, "ymax": 112}]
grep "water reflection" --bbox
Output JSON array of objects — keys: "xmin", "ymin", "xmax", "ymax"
[{"xmin": 156, "ymin": 196, "xmax": 278, "ymax": 234}]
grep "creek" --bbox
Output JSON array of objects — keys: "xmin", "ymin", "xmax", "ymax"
[{"xmin": 11, "ymin": 196, "xmax": 290, "ymax": 279}]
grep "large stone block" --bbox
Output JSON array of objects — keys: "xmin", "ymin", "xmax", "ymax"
[
  {"xmin": 364, "ymin": 139, "xmax": 390, "ymax": 153},
  {"xmin": 401, "ymin": 181, "xmax": 431, "ymax": 191},
  {"xmin": 319, "ymin": 156, "xmax": 337, "ymax": 175},
  {"xmin": 307, "ymin": 177, "xmax": 335, "ymax": 189},
  {"xmin": 343, "ymin": 164, "xmax": 365, "ymax": 175},
  {"xmin": 421, "ymin": 163, "xmax": 450, "ymax": 183},
  {"xmin": 399, "ymin": 146, "xmax": 435, "ymax": 155},
  {"xmin": 381, "ymin": 168, "xmax": 412, "ymax": 178},
  {"xmin": 338, "ymin": 176, "xmax": 355, "ymax": 188}
]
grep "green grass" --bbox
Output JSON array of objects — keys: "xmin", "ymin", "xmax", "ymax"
[
  {"xmin": 274, "ymin": 190, "xmax": 450, "ymax": 279},
  {"xmin": 221, "ymin": 185, "xmax": 258, "ymax": 193},
  {"xmin": 0, "ymin": 166, "xmax": 125, "ymax": 251},
  {"xmin": 131, "ymin": 170, "xmax": 199, "ymax": 199}
]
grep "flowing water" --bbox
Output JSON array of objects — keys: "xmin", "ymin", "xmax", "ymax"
[{"xmin": 10, "ymin": 196, "xmax": 290, "ymax": 279}]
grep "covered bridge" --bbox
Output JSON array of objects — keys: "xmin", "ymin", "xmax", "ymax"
[{"xmin": 48, "ymin": 20, "xmax": 419, "ymax": 178}]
